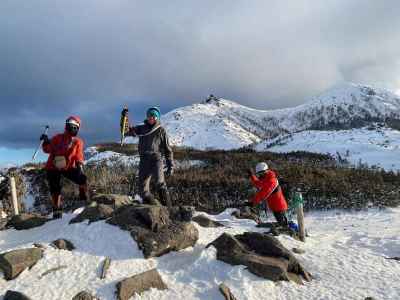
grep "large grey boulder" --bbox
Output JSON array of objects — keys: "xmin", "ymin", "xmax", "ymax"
[
  {"xmin": 4, "ymin": 290, "xmax": 31, "ymax": 300},
  {"xmin": 6, "ymin": 213, "xmax": 48, "ymax": 230},
  {"xmin": 208, "ymin": 232, "xmax": 311, "ymax": 283},
  {"xmin": 192, "ymin": 215, "xmax": 224, "ymax": 228},
  {"xmin": 116, "ymin": 269, "xmax": 167, "ymax": 300},
  {"xmin": 0, "ymin": 248, "xmax": 43, "ymax": 280},
  {"xmin": 108, "ymin": 204, "xmax": 170, "ymax": 232},
  {"xmin": 134, "ymin": 222, "xmax": 199, "ymax": 258},
  {"xmin": 91, "ymin": 194, "xmax": 132, "ymax": 209},
  {"xmin": 108, "ymin": 204, "xmax": 198, "ymax": 258},
  {"xmin": 69, "ymin": 204, "xmax": 114, "ymax": 224}
]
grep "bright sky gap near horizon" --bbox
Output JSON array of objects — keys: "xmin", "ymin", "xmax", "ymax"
[{"xmin": 1, "ymin": 1, "xmax": 400, "ymax": 165}]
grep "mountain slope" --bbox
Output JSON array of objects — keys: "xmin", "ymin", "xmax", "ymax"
[
  {"xmin": 255, "ymin": 126, "xmax": 400, "ymax": 171},
  {"xmin": 160, "ymin": 83, "xmax": 400, "ymax": 150}
]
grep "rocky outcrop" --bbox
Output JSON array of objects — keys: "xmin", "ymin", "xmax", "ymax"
[
  {"xmin": 91, "ymin": 194, "xmax": 132, "ymax": 209},
  {"xmin": 192, "ymin": 215, "xmax": 224, "ymax": 228},
  {"xmin": 0, "ymin": 248, "xmax": 43, "ymax": 280},
  {"xmin": 107, "ymin": 204, "xmax": 198, "ymax": 258},
  {"xmin": 6, "ymin": 213, "xmax": 48, "ymax": 230},
  {"xmin": 116, "ymin": 269, "xmax": 167, "ymax": 300},
  {"xmin": 69, "ymin": 204, "xmax": 114, "ymax": 224},
  {"xmin": 208, "ymin": 232, "xmax": 311, "ymax": 283}
]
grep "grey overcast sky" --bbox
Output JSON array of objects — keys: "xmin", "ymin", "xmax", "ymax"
[{"xmin": 1, "ymin": 0, "xmax": 400, "ymax": 148}]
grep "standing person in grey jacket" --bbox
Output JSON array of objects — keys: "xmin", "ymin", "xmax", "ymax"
[{"xmin": 125, "ymin": 107, "xmax": 174, "ymax": 208}]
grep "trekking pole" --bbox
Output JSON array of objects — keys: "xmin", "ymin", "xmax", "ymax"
[
  {"xmin": 120, "ymin": 106, "xmax": 129, "ymax": 147},
  {"xmin": 32, "ymin": 125, "xmax": 49, "ymax": 161}
]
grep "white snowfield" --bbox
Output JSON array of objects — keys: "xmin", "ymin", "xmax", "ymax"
[
  {"xmin": 256, "ymin": 127, "xmax": 400, "ymax": 171},
  {"xmin": 0, "ymin": 207, "xmax": 399, "ymax": 299}
]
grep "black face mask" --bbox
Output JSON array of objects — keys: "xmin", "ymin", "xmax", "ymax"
[{"xmin": 66, "ymin": 123, "xmax": 79, "ymax": 136}]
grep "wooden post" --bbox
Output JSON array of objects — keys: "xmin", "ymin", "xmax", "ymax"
[
  {"xmin": 10, "ymin": 177, "xmax": 19, "ymax": 216},
  {"xmin": 296, "ymin": 192, "xmax": 305, "ymax": 242}
]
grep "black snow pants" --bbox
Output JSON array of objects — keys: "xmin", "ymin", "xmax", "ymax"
[
  {"xmin": 138, "ymin": 155, "xmax": 171, "ymax": 208},
  {"xmin": 47, "ymin": 168, "xmax": 87, "ymax": 195}
]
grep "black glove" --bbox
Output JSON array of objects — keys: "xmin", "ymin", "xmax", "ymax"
[
  {"xmin": 165, "ymin": 166, "xmax": 174, "ymax": 177},
  {"xmin": 246, "ymin": 168, "xmax": 254, "ymax": 177},
  {"xmin": 40, "ymin": 134, "xmax": 50, "ymax": 144},
  {"xmin": 243, "ymin": 200, "xmax": 254, "ymax": 207},
  {"xmin": 122, "ymin": 107, "xmax": 129, "ymax": 117},
  {"xmin": 76, "ymin": 162, "xmax": 85, "ymax": 176}
]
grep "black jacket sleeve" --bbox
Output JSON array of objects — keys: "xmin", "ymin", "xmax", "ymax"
[{"xmin": 161, "ymin": 128, "xmax": 173, "ymax": 167}]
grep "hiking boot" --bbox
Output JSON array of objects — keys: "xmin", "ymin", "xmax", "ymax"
[
  {"xmin": 52, "ymin": 209, "xmax": 63, "ymax": 219},
  {"xmin": 158, "ymin": 188, "xmax": 172, "ymax": 210},
  {"xmin": 79, "ymin": 184, "xmax": 89, "ymax": 202}
]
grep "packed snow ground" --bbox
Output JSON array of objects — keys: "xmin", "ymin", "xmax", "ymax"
[
  {"xmin": 1, "ymin": 207, "xmax": 399, "ymax": 299},
  {"xmin": 256, "ymin": 127, "xmax": 400, "ymax": 171}
]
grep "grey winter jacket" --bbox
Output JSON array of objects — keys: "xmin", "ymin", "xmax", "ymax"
[{"xmin": 129, "ymin": 120, "xmax": 173, "ymax": 167}]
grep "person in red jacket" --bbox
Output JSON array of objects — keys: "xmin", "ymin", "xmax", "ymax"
[
  {"xmin": 41, "ymin": 116, "xmax": 87, "ymax": 218},
  {"xmin": 247, "ymin": 162, "xmax": 289, "ymax": 226}
]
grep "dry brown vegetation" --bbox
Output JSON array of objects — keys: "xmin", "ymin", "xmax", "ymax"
[{"xmin": 3, "ymin": 144, "xmax": 399, "ymax": 214}]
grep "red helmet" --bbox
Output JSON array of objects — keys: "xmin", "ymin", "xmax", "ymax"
[{"xmin": 66, "ymin": 116, "xmax": 81, "ymax": 128}]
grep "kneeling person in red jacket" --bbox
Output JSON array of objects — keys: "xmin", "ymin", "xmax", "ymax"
[
  {"xmin": 41, "ymin": 116, "xmax": 87, "ymax": 219},
  {"xmin": 247, "ymin": 162, "xmax": 288, "ymax": 226}
]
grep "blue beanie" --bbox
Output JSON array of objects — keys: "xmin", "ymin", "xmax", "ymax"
[{"xmin": 146, "ymin": 107, "xmax": 161, "ymax": 119}]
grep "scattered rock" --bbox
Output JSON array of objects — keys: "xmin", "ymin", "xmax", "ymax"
[
  {"xmin": 292, "ymin": 248, "xmax": 306, "ymax": 254},
  {"xmin": 6, "ymin": 213, "xmax": 48, "ymax": 230},
  {"xmin": 385, "ymin": 256, "xmax": 400, "ymax": 261},
  {"xmin": 364, "ymin": 297, "xmax": 376, "ymax": 300},
  {"xmin": 91, "ymin": 194, "xmax": 132, "ymax": 209},
  {"xmin": 69, "ymin": 204, "xmax": 114, "ymax": 224},
  {"xmin": 0, "ymin": 248, "xmax": 43, "ymax": 280},
  {"xmin": 51, "ymin": 239, "xmax": 75, "ymax": 251},
  {"xmin": 0, "ymin": 217, "xmax": 8, "ymax": 230},
  {"xmin": 116, "ymin": 269, "xmax": 167, "ymax": 300},
  {"xmin": 108, "ymin": 204, "xmax": 198, "ymax": 258},
  {"xmin": 4, "ymin": 290, "xmax": 31, "ymax": 300},
  {"xmin": 231, "ymin": 207, "xmax": 260, "ymax": 223},
  {"xmin": 208, "ymin": 232, "xmax": 311, "ymax": 283},
  {"xmin": 72, "ymin": 291, "xmax": 97, "ymax": 300},
  {"xmin": 192, "ymin": 215, "xmax": 224, "ymax": 228},
  {"xmin": 219, "ymin": 283, "xmax": 238, "ymax": 300}
]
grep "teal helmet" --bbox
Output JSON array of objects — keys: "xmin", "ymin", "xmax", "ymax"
[{"xmin": 146, "ymin": 107, "xmax": 161, "ymax": 120}]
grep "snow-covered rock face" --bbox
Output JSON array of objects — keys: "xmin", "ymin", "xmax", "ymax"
[
  {"xmin": 160, "ymin": 83, "xmax": 400, "ymax": 150},
  {"xmin": 256, "ymin": 126, "xmax": 400, "ymax": 171}
]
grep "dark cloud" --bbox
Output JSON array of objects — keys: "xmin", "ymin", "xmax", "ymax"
[{"xmin": 1, "ymin": 0, "xmax": 400, "ymax": 148}]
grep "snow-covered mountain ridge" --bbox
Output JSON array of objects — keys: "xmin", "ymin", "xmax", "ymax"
[
  {"xmin": 160, "ymin": 83, "xmax": 400, "ymax": 150},
  {"xmin": 256, "ymin": 125, "xmax": 400, "ymax": 171}
]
